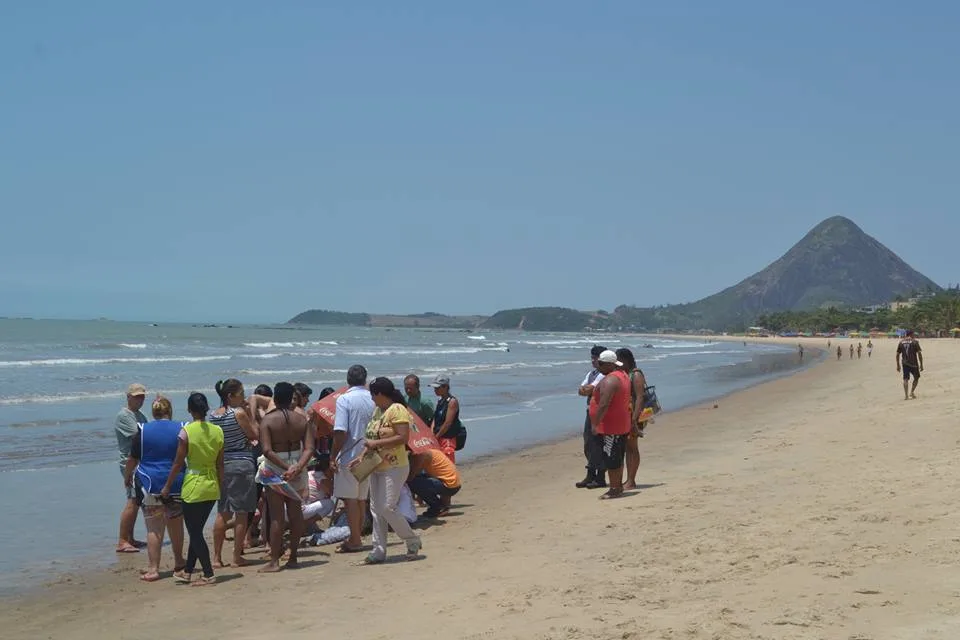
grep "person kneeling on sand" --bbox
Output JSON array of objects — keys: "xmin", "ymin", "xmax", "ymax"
[
  {"xmin": 408, "ymin": 447, "xmax": 461, "ymax": 519},
  {"xmin": 589, "ymin": 350, "xmax": 632, "ymax": 500},
  {"xmin": 302, "ymin": 462, "xmax": 336, "ymax": 532},
  {"xmin": 124, "ymin": 395, "xmax": 186, "ymax": 582}
]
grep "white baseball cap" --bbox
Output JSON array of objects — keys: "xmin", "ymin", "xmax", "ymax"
[{"xmin": 597, "ymin": 350, "xmax": 622, "ymax": 367}]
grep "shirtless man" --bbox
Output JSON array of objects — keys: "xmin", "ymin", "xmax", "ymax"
[
  {"xmin": 258, "ymin": 382, "xmax": 315, "ymax": 572},
  {"xmin": 896, "ymin": 331, "xmax": 924, "ymax": 400}
]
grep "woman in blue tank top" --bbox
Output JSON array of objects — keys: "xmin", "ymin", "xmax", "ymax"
[{"xmin": 123, "ymin": 395, "xmax": 186, "ymax": 583}]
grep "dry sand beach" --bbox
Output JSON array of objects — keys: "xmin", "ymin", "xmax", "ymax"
[{"xmin": 4, "ymin": 337, "xmax": 960, "ymax": 639}]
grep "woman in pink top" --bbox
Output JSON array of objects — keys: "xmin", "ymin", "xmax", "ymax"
[{"xmin": 589, "ymin": 350, "xmax": 632, "ymax": 499}]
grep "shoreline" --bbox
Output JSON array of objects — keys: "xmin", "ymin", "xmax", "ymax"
[
  {"xmin": 1, "ymin": 341, "xmax": 829, "ymax": 607},
  {"xmin": 12, "ymin": 336, "xmax": 954, "ymax": 638},
  {"xmin": 0, "ymin": 341, "xmax": 814, "ymax": 598}
]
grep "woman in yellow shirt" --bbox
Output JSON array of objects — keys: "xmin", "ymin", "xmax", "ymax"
[
  {"xmin": 352, "ymin": 377, "xmax": 422, "ymax": 564},
  {"xmin": 162, "ymin": 392, "xmax": 224, "ymax": 586}
]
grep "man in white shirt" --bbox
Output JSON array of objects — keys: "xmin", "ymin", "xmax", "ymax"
[
  {"xmin": 330, "ymin": 364, "xmax": 375, "ymax": 553},
  {"xmin": 576, "ymin": 346, "xmax": 607, "ymax": 489}
]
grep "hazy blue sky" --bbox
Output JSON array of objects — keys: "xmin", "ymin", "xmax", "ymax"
[{"xmin": 2, "ymin": 2, "xmax": 958, "ymax": 323}]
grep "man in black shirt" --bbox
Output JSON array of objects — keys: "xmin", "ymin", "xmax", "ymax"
[{"xmin": 896, "ymin": 330, "xmax": 924, "ymax": 400}]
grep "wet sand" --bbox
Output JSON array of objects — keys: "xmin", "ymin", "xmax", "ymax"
[{"xmin": 3, "ymin": 336, "xmax": 959, "ymax": 639}]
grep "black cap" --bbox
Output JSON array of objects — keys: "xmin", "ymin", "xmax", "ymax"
[{"xmin": 590, "ymin": 345, "xmax": 606, "ymax": 358}]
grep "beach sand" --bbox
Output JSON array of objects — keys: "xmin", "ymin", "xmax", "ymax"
[{"xmin": 3, "ymin": 337, "xmax": 959, "ymax": 639}]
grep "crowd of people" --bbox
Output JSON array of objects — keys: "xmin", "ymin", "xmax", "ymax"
[{"xmin": 115, "ymin": 366, "xmax": 464, "ymax": 584}]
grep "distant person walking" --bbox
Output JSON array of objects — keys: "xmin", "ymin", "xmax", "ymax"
[
  {"xmin": 896, "ymin": 330, "xmax": 924, "ymax": 400},
  {"xmin": 849, "ymin": 344, "xmax": 854, "ymax": 360},
  {"xmin": 576, "ymin": 345, "xmax": 607, "ymax": 489},
  {"xmin": 857, "ymin": 343, "xmax": 862, "ymax": 359},
  {"xmin": 837, "ymin": 345, "xmax": 842, "ymax": 361},
  {"xmin": 798, "ymin": 343, "xmax": 804, "ymax": 361},
  {"xmin": 116, "ymin": 383, "xmax": 148, "ymax": 553},
  {"xmin": 867, "ymin": 340, "xmax": 874, "ymax": 358}
]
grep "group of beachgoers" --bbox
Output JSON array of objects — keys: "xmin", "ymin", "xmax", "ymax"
[
  {"xmin": 576, "ymin": 346, "xmax": 657, "ymax": 500},
  {"xmin": 116, "ymin": 366, "xmax": 464, "ymax": 584}
]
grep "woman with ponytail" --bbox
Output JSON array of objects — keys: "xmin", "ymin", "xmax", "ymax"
[
  {"xmin": 352, "ymin": 377, "xmax": 422, "ymax": 564},
  {"xmin": 208, "ymin": 378, "xmax": 259, "ymax": 567}
]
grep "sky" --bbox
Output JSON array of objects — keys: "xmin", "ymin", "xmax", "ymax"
[{"xmin": 1, "ymin": 1, "xmax": 958, "ymax": 323}]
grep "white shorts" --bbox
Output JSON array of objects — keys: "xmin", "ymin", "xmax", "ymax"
[{"xmin": 333, "ymin": 466, "xmax": 370, "ymax": 500}]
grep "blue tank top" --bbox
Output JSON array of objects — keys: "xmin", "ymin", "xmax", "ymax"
[{"xmin": 135, "ymin": 419, "xmax": 185, "ymax": 495}]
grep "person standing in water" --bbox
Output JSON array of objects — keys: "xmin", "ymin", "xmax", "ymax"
[
  {"xmin": 798, "ymin": 343, "xmax": 804, "ymax": 361},
  {"xmin": 161, "ymin": 392, "xmax": 224, "ymax": 586},
  {"xmin": 258, "ymin": 382, "xmax": 315, "ymax": 572},
  {"xmin": 209, "ymin": 379, "xmax": 259, "ymax": 568}
]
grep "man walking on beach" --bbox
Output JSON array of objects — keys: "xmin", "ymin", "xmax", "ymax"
[
  {"xmin": 589, "ymin": 350, "xmax": 632, "ymax": 499},
  {"xmin": 576, "ymin": 345, "xmax": 607, "ymax": 489},
  {"xmin": 116, "ymin": 383, "xmax": 148, "ymax": 553},
  {"xmin": 330, "ymin": 365, "xmax": 375, "ymax": 553},
  {"xmin": 896, "ymin": 331, "xmax": 924, "ymax": 400},
  {"xmin": 404, "ymin": 374, "xmax": 435, "ymax": 426}
]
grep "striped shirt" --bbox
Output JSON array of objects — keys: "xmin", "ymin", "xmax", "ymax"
[{"xmin": 209, "ymin": 408, "xmax": 252, "ymax": 460}]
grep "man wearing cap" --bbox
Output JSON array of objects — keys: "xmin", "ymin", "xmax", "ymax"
[
  {"xmin": 589, "ymin": 350, "xmax": 632, "ymax": 500},
  {"xmin": 576, "ymin": 345, "xmax": 607, "ymax": 489},
  {"xmin": 116, "ymin": 383, "xmax": 148, "ymax": 553},
  {"xmin": 429, "ymin": 375, "xmax": 463, "ymax": 463}
]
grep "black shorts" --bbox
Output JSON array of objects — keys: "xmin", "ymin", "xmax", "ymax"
[
  {"xmin": 595, "ymin": 434, "xmax": 626, "ymax": 471},
  {"xmin": 903, "ymin": 365, "xmax": 920, "ymax": 381}
]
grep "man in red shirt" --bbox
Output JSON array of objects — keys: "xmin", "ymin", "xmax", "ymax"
[{"xmin": 589, "ymin": 350, "xmax": 632, "ymax": 499}]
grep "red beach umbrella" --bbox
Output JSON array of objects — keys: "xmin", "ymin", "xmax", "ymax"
[{"xmin": 309, "ymin": 388, "xmax": 438, "ymax": 453}]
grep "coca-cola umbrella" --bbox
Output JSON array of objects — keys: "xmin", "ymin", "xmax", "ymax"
[{"xmin": 309, "ymin": 389, "xmax": 438, "ymax": 454}]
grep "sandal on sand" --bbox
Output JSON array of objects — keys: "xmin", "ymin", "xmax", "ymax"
[
  {"xmin": 600, "ymin": 489, "xmax": 624, "ymax": 500},
  {"xmin": 139, "ymin": 572, "xmax": 161, "ymax": 583},
  {"xmin": 173, "ymin": 571, "xmax": 191, "ymax": 584},
  {"xmin": 336, "ymin": 543, "xmax": 364, "ymax": 554},
  {"xmin": 116, "ymin": 545, "xmax": 140, "ymax": 554},
  {"xmin": 191, "ymin": 576, "xmax": 217, "ymax": 587},
  {"xmin": 360, "ymin": 554, "xmax": 384, "ymax": 566},
  {"xmin": 405, "ymin": 537, "xmax": 422, "ymax": 560}
]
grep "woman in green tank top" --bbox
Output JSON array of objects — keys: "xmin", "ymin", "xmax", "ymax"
[{"xmin": 162, "ymin": 392, "xmax": 224, "ymax": 586}]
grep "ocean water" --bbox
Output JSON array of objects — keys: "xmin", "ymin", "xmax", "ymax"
[{"xmin": 0, "ymin": 319, "xmax": 805, "ymax": 594}]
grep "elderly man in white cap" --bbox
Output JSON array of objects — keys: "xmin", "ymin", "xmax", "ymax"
[{"xmin": 116, "ymin": 383, "xmax": 148, "ymax": 553}]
